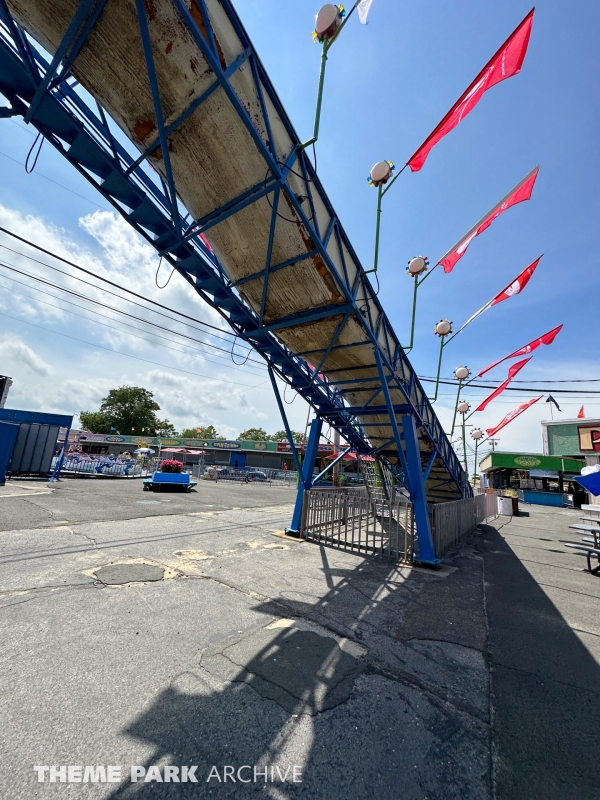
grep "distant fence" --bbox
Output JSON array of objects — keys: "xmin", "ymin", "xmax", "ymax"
[
  {"xmin": 52, "ymin": 456, "xmax": 144, "ymax": 477},
  {"xmin": 199, "ymin": 466, "xmax": 298, "ymax": 486},
  {"xmin": 301, "ymin": 486, "xmax": 414, "ymax": 564},
  {"xmin": 431, "ymin": 491, "xmax": 498, "ymax": 558}
]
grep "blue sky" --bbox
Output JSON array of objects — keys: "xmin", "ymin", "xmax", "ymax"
[{"xmin": 0, "ymin": 0, "xmax": 598, "ymax": 454}]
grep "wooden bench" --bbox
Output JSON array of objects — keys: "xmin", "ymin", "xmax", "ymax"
[{"xmin": 143, "ymin": 472, "xmax": 197, "ymax": 492}]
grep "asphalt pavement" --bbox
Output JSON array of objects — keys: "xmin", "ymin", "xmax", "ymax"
[{"xmin": 0, "ymin": 478, "xmax": 597, "ymax": 798}]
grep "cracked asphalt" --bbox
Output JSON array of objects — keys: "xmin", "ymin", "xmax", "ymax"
[{"xmin": 0, "ymin": 478, "xmax": 598, "ymax": 798}]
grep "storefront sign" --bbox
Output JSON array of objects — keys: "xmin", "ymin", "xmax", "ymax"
[
  {"xmin": 514, "ymin": 456, "xmax": 541, "ymax": 467},
  {"xmin": 211, "ymin": 441, "xmax": 240, "ymax": 450},
  {"xmin": 182, "ymin": 439, "xmax": 209, "ymax": 447},
  {"xmin": 159, "ymin": 439, "xmax": 181, "ymax": 446},
  {"xmin": 253, "ymin": 442, "xmax": 267, "ymax": 450},
  {"xmin": 577, "ymin": 424, "xmax": 600, "ymax": 453},
  {"xmin": 105, "ymin": 436, "xmax": 125, "ymax": 443}
]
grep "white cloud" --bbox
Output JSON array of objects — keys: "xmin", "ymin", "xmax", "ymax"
[{"xmin": 0, "ymin": 337, "xmax": 50, "ymax": 375}]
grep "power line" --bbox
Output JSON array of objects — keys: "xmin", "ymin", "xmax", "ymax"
[
  {"xmin": 0, "ymin": 259, "xmax": 266, "ymax": 369},
  {"xmin": 0, "ymin": 276, "xmax": 267, "ymax": 377},
  {"xmin": 0, "ymin": 226, "xmax": 251, "ymax": 344},
  {"xmin": 418, "ymin": 376, "xmax": 600, "ymax": 394},
  {"xmin": 0, "ymin": 243, "xmax": 259, "ymax": 356},
  {"xmin": 0, "ymin": 147, "xmax": 112, "ymax": 211},
  {"xmin": 0, "ymin": 308, "xmax": 268, "ymax": 389}
]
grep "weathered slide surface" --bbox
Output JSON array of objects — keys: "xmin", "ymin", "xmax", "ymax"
[{"xmin": 3, "ymin": 0, "xmax": 468, "ymax": 501}]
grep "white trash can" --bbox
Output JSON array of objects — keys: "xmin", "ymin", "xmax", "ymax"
[{"xmin": 497, "ymin": 496, "xmax": 513, "ymax": 516}]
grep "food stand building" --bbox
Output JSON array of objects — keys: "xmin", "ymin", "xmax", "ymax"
[{"xmin": 479, "ymin": 451, "xmax": 586, "ymax": 507}]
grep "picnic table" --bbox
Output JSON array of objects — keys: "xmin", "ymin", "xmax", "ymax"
[{"xmin": 562, "ymin": 512, "xmax": 600, "ymax": 575}]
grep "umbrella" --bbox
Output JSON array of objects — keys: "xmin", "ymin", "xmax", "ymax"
[{"xmin": 133, "ymin": 447, "xmax": 155, "ymax": 455}]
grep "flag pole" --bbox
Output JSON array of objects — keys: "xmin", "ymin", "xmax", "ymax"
[
  {"xmin": 298, "ymin": 2, "xmax": 359, "ymax": 152},
  {"xmin": 462, "ymin": 414, "xmax": 468, "ymax": 472}
]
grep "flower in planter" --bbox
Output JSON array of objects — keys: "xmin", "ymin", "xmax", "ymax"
[{"xmin": 159, "ymin": 459, "xmax": 183, "ymax": 474}]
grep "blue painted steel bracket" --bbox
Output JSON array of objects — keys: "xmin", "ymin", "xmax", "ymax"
[{"xmin": 0, "ymin": 1, "xmax": 471, "ymax": 507}]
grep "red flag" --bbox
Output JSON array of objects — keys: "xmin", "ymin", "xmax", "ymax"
[
  {"xmin": 438, "ymin": 167, "xmax": 539, "ymax": 273},
  {"xmin": 485, "ymin": 396, "xmax": 543, "ymax": 437},
  {"xmin": 474, "ymin": 357, "xmax": 531, "ymax": 412},
  {"xmin": 457, "ymin": 256, "xmax": 542, "ymax": 332},
  {"xmin": 578, "ymin": 406, "xmax": 585, "ymax": 419},
  {"xmin": 199, "ymin": 233, "xmax": 213, "ymax": 253},
  {"xmin": 490, "ymin": 256, "xmax": 541, "ymax": 305},
  {"xmin": 407, "ymin": 10, "xmax": 534, "ymax": 172},
  {"xmin": 478, "ymin": 324, "xmax": 563, "ymax": 377}
]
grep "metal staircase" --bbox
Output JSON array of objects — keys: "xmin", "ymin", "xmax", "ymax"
[{"xmin": 0, "ymin": 0, "xmax": 471, "ymax": 564}]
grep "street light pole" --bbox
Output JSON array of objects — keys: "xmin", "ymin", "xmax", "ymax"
[
  {"xmin": 431, "ymin": 319, "xmax": 453, "ymax": 402},
  {"xmin": 299, "ymin": 3, "xmax": 360, "ymax": 152}
]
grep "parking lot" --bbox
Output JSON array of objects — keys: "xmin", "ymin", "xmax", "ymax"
[
  {"xmin": 0, "ymin": 478, "xmax": 598, "ymax": 799},
  {"xmin": 0, "ymin": 474, "xmax": 296, "ymax": 532}
]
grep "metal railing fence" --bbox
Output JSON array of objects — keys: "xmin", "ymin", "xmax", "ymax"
[
  {"xmin": 199, "ymin": 466, "xmax": 298, "ymax": 486},
  {"xmin": 52, "ymin": 455, "xmax": 144, "ymax": 477},
  {"xmin": 431, "ymin": 491, "xmax": 498, "ymax": 558},
  {"xmin": 301, "ymin": 486, "xmax": 414, "ymax": 564}
]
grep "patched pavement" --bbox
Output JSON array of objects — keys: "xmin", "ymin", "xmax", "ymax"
[{"xmin": 0, "ymin": 479, "xmax": 597, "ymax": 798}]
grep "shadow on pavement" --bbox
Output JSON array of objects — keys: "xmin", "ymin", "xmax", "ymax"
[
  {"xmin": 103, "ymin": 520, "xmax": 598, "ymax": 799},
  {"xmin": 479, "ymin": 522, "xmax": 599, "ymax": 800},
  {"xmin": 104, "ymin": 543, "xmax": 489, "ymax": 799}
]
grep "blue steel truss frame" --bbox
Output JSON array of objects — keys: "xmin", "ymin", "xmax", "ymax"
[{"xmin": 0, "ymin": 0, "xmax": 471, "ymax": 561}]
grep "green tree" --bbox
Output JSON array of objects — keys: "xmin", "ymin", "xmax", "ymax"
[
  {"xmin": 180, "ymin": 425, "xmax": 219, "ymax": 439},
  {"xmin": 77, "ymin": 411, "xmax": 112, "ymax": 434},
  {"xmin": 237, "ymin": 427, "xmax": 268, "ymax": 441},
  {"xmin": 80, "ymin": 386, "xmax": 176, "ymax": 436},
  {"xmin": 270, "ymin": 429, "xmax": 305, "ymax": 443}
]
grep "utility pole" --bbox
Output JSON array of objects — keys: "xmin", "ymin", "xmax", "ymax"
[{"xmin": 333, "ymin": 427, "xmax": 340, "ymax": 487}]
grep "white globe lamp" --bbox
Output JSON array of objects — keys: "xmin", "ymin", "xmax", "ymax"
[
  {"xmin": 454, "ymin": 366, "xmax": 470, "ymax": 381},
  {"xmin": 314, "ymin": 4, "xmax": 342, "ymax": 40},
  {"xmin": 435, "ymin": 319, "xmax": 452, "ymax": 337},
  {"xmin": 407, "ymin": 256, "xmax": 428, "ymax": 276},
  {"xmin": 457, "ymin": 401, "xmax": 471, "ymax": 414},
  {"xmin": 369, "ymin": 160, "xmax": 393, "ymax": 186}
]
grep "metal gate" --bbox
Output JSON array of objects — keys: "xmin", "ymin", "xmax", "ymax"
[{"xmin": 300, "ymin": 486, "xmax": 414, "ymax": 564}]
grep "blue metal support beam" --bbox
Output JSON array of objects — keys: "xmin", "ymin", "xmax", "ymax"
[
  {"xmin": 49, "ymin": 421, "xmax": 72, "ymax": 482},
  {"xmin": 289, "ymin": 417, "xmax": 323, "ymax": 535},
  {"xmin": 423, "ymin": 449, "xmax": 438, "ymax": 484},
  {"xmin": 312, "ymin": 446, "xmax": 353, "ymax": 484},
  {"xmin": 230, "ymin": 250, "xmax": 318, "ymax": 288},
  {"xmin": 268, "ymin": 366, "xmax": 304, "ymax": 478},
  {"xmin": 401, "ymin": 414, "xmax": 439, "ymax": 566},
  {"xmin": 24, "ymin": 0, "xmax": 104, "ymax": 123},
  {"xmin": 135, "ymin": 0, "xmax": 182, "ymax": 240},
  {"xmin": 0, "ymin": 0, "xmax": 471, "ymax": 515},
  {"xmin": 259, "ymin": 186, "xmax": 280, "ymax": 326}
]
